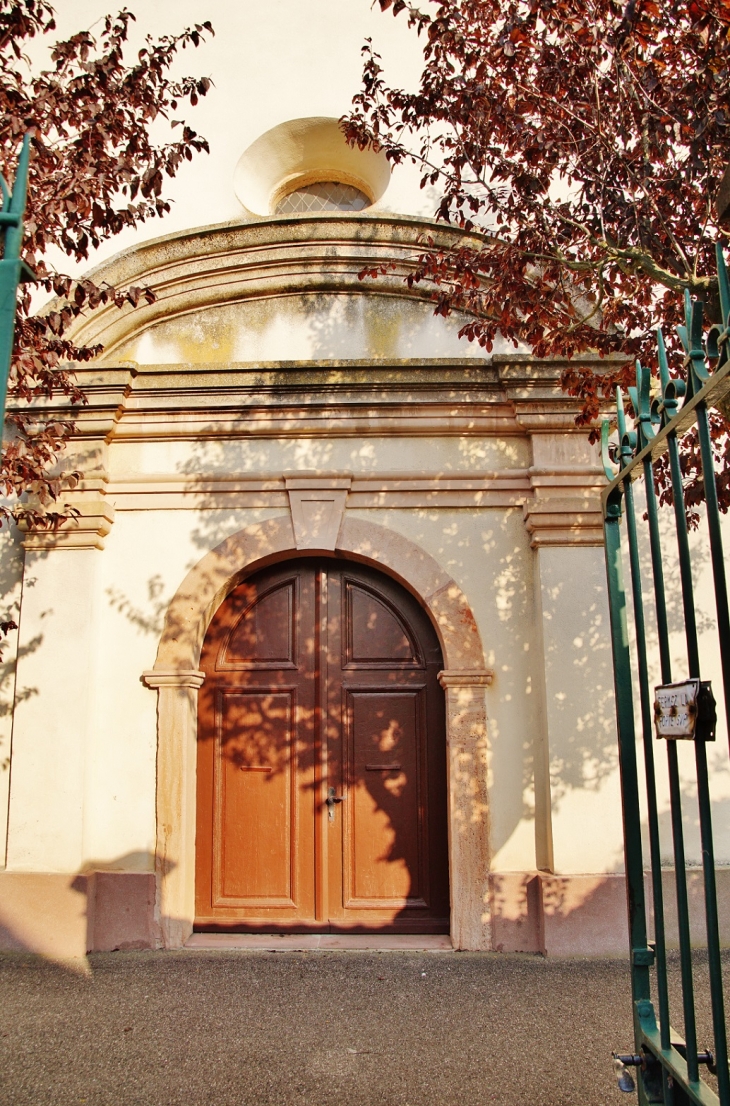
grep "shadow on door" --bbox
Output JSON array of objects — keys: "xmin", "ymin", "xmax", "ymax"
[{"xmin": 195, "ymin": 557, "xmax": 450, "ymax": 934}]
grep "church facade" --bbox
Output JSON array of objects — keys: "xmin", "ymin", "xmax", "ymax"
[{"xmin": 1, "ymin": 117, "xmax": 723, "ymax": 958}]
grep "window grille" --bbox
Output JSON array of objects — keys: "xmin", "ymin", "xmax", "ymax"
[{"xmin": 275, "ymin": 181, "xmax": 370, "ymax": 215}]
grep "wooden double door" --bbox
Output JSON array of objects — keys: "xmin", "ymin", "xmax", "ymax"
[{"xmin": 195, "ymin": 558, "xmax": 449, "ymax": 933}]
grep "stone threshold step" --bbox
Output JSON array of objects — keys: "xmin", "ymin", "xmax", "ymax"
[{"xmin": 186, "ymin": 933, "xmax": 453, "ymax": 951}]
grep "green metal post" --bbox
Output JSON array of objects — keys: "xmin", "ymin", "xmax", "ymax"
[
  {"xmin": 688, "ymin": 408, "xmax": 730, "ymax": 1103},
  {"xmin": 624, "ymin": 474, "xmax": 671, "ymax": 1050},
  {"xmin": 695, "ymin": 400, "xmax": 730, "ymax": 753},
  {"xmin": 666, "ymin": 429, "xmax": 702, "ymax": 1084},
  {"xmin": 0, "ymin": 132, "xmax": 35, "ymax": 426},
  {"xmin": 603, "ymin": 488, "xmax": 651, "ymax": 1014}
]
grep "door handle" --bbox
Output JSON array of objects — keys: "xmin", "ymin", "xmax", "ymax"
[{"xmin": 326, "ymin": 785, "xmax": 345, "ymax": 822}]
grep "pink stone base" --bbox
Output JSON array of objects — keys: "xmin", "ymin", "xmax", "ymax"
[
  {"xmin": 186, "ymin": 934, "xmax": 453, "ymax": 951},
  {"xmin": 489, "ymin": 872, "xmax": 544, "ymax": 953},
  {"xmin": 89, "ymin": 872, "xmax": 156, "ymax": 951},
  {"xmin": 489, "ymin": 868, "xmax": 730, "ymax": 956},
  {"xmin": 539, "ymin": 873, "xmax": 629, "ymax": 956},
  {"xmin": 489, "ymin": 871, "xmax": 629, "ymax": 956},
  {"xmin": 0, "ymin": 871, "xmax": 156, "ymax": 957},
  {"xmin": 3, "ymin": 868, "xmax": 729, "ymax": 958}
]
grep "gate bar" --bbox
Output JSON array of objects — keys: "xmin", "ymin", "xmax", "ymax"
[{"xmin": 624, "ymin": 453, "xmax": 671, "ymax": 1050}]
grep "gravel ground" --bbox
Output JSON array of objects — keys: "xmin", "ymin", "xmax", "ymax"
[{"xmin": 0, "ymin": 948, "xmax": 726, "ymax": 1106}]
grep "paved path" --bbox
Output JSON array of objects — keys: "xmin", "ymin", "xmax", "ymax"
[{"xmin": 0, "ymin": 948, "xmax": 725, "ymax": 1105}]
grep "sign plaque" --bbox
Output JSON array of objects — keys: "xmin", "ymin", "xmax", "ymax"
[{"xmin": 653, "ymin": 679, "xmax": 716, "ymax": 741}]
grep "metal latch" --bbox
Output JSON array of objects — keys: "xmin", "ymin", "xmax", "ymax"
[{"xmin": 326, "ymin": 786, "xmax": 345, "ymax": 823}]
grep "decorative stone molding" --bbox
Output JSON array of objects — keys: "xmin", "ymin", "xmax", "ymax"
[
  {"xmin": 523, "ymin": 496, "xmax": 604, "ymax": 548},
  {"xmin": 62, "ymin": 216, "xmax": 486, "ymax": 355},
  {"xmin": 142, "ymin": 670, "xmax": 205, "ymax": 690},
  {"xmin": 285, "ymin": 476, "xmax": 351, "ymax": 550},
  {"xmin": 20, "ymin": 499, "xmax": 115, "ymax": 552},
  {"xmin": 491, "ymin": 363, "xmax": 610, "ymax": 548},
  {"xmin": 100, "ymin": 468, "xmax": 534, "ymax": 512},
  {"xmin": 438, "ymin": 669, "xmax": 494, "ymax": 689},
  {"xmin": 16, "ymin": 356, "xmax": 616, "ymax": 458}
]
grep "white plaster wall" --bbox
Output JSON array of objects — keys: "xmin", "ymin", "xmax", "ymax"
[
  {"xmin": 5, "ymin": 507, "xmax": 285, "ymax": 873},
  {"xmin": 118, "ymin": 295, "xmax": 513, "ymax": 365},
  {"xmin": 107, "ymin": 435, "xmax": 531, "ymax": 485},
  {"xmin": 0, "ymin": 523, "xmax": 24, "ymax": 868},
  {"xmin": 534, "ymin": 545, "xmax": 623, "ymax": 875},
  {"xmin": 6, "ymin": 547, "xmax": 102, "ymax": 870}
]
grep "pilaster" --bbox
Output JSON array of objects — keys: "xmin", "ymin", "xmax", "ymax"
[
  {"xmin": 142, "ymin": 669, "xmax": 205, "ymax": 949},
  {"xmin": 438, "ymin": 668, "xmax": 494, "ymax": 950}
]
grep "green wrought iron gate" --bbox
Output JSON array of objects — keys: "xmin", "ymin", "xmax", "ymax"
[{"xmin": 603, "ymin": 246, "xmax": 730, "ymax": 1105}]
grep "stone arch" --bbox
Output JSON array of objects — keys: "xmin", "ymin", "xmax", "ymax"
[
  {"xmin": 143, "ymin": 514, "xmax": 493, "ymax": 951},
  {"xmin": 152, "ymin": 514, "xmax": 487, "ymax": 674}
]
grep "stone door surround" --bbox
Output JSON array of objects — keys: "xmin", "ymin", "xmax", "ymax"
[{"xmin": 144, "ymin": 513, "xmax": 494, "ymax": 950}]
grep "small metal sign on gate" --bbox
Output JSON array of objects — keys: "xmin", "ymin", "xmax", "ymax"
[{"xmin": 653, "ymin": 679, "xmax": 717, "ymax": 741}]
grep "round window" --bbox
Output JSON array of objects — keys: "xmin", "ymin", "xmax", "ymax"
[{"xmin": 275, "ymin": 181, "xmax": 371, "ymax": 215}]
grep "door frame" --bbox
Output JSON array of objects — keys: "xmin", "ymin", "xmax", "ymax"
[{"xmin": 143, "ymin": 514, "xmax": 493, "ymax": 950}]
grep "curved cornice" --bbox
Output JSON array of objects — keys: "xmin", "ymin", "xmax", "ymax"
[{"xmin": 68, "ymin": 213, "xmax": 483, "ymax": 358}]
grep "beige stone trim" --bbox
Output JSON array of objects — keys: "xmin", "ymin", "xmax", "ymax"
[
  {"xmin": 141, "ymin": 669, "xmax": 205, "ymax": 949},
  {"xmin": 523, "ymin": 497, "xmax": 604, "ymax": 548},
  {"xmin": 142, "ymin": 670, "xmax": 205, "ymax": 690},
  {"xmin": 438, "ymin": 669, "xmax": 494, "ymax": 689},
  {"xmin": 285, "ymin": 476, "xmax": 351, "ymax": 550},
  {"xmin": 145, "ymin": 515, "xmax": 490, "ymax": 949},
  {"xmin": 108, "ymin": 406, "xmax": 518, "ymax": 441},
  {"xmin": 95, "ymin": 470, "xmax": 533, "ymax": 512},
  {"xmin": 23, "ymin": 357, "xmax": 611, "ymax": 455},
  {"xmin": 20, "ymin": 500, "xmax": 115, "ymax": 552},
  {"xmin": 437, "ymin": 675, "xmax": 492, "ymax": 951}
]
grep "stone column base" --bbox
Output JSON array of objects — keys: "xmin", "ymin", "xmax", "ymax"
[
  {"xmin": 489, "ymin": 869, "xmax": 730, "ymax": 956},
  {"xmin": 0, "ymin": 871, "xmax": 156, "ymax": 957}
]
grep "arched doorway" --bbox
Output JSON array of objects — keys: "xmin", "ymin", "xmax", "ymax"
[{"xmin": 194, "ymin": 557, "xmax": 450, "ymax": 933}]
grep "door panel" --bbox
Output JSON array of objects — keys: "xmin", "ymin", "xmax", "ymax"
[
  {"xmin": 219, "ymin": 580, "xmax": 297, "ymax": 669},
  {"xmin": 346, "ymin": 581, "xmax": 417, "ymax": 665},
  {"xmin": 214, "ymin": 689, "xmax": 296, "ymax": 906},
  {"xmin": 346, "ymin": 689, "xmax": 425, "ymax": 907},
  {"xmin": 196, "ymin": 558, "xmax": 449, "ymax": 933}
]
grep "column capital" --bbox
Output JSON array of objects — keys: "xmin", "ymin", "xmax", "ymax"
[
  {"xmin": 438, "ymin": 669, "xmax": 494, "ymax": 689},
  {"xmin": 142, "ymin": 669, "xmax": 205, "ymax": 690},
  {"xmin": 523, "ymin": 496, "xmax": 604, "ymax": 548},
  {"xmin": 20, "ymin": 499, "xmax": 115, "ymax": 551}
]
